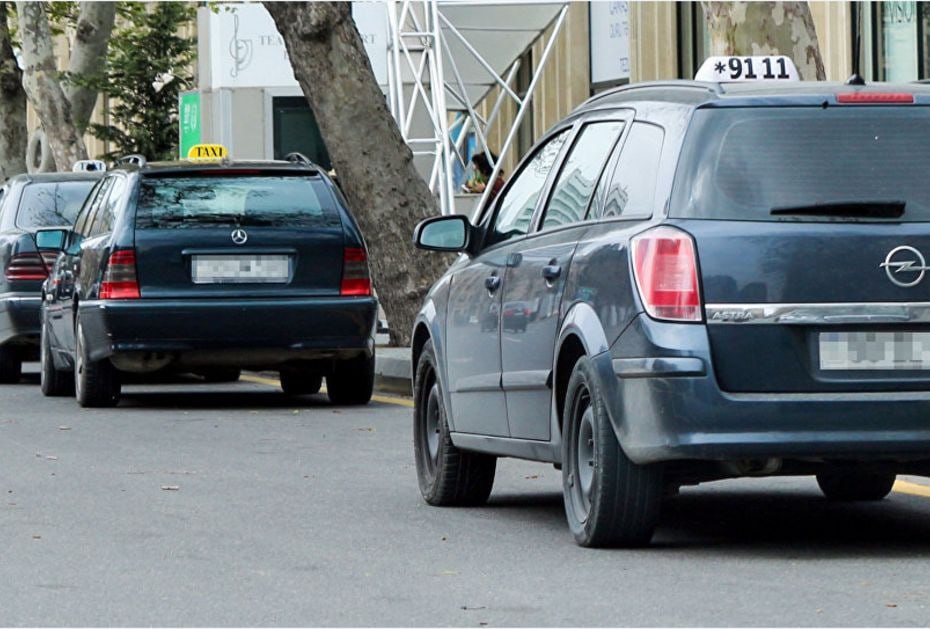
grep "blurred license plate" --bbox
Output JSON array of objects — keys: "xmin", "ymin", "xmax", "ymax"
[
  {"xmin": 819, "ymin": 331, "xmax": 930, "ymax": 370},
  {"xmin": 191, "ymin": 254, "xmax": 290, "ymax": 284}
]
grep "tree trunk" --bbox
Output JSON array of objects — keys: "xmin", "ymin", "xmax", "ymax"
[
  {"xmin": 264, "ymin": 2, "xmax": 447, "ymax": 347},
  {"xmin": 16, "ymin": 1, "xmax": 88, "ymax": 171},
  {"xmin": 64, "ymin": 1, "xmax": 116, "ymax": 132},
  {"xmin": 0, "ymin": 1, "xmax": 26, "ymax": 180},
  {"xmin": 701, "ymin": 2, "xmax": 826, "ymax": 80}
]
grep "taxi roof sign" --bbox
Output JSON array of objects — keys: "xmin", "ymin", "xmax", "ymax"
[
  {"xmin": 187, "ymin": 143, "xmax": 228, "ymax": 161},
  {"xmin": 695, "ymin": 55, "xmax": 800, "ymax": 83}
]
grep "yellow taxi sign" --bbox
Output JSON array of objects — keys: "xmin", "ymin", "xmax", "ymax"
[{"xmin": 187, "ymin": 144, "xmax": 228, "ymax": 160}]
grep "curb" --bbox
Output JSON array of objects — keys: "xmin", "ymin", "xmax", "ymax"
[{"xmin": 374, "ymin": 347, "xmax": 412, "ymax": 396}]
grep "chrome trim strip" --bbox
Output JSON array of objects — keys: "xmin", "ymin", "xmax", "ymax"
[
  {"xmin": 705, "ymin": 302, "xmax": 930, "ymax": 325},
  {"xmin": 612, "ymin": 357, "xmax": 706, "ymax": 378},
  {"xmin": 0, "ymin": 292, "xmax": 41, "ymax": 303}
]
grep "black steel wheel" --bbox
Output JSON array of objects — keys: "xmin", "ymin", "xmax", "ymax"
[
  {"xmin": 280, "ymin": 369, "xmax": 323, "ymax": 395},
  {"xmin": 74, "ymin": 318, "xmax": 120, "ymax": 408},
  {"xmin": 40, "ymin": 317, "xmax": 73, "ymax": 397},
  {"xmin": 562, "ymin": 356, "xmax": 663, "ymax": 547},
  {"xmin": 816, "ymin": 470, "xmax": 896, "ymax": 501},
  {"xmin": 326, "ymin": 353, "xmax": 374, "ymax": 405},
  {"xmin": 414, "ymin": 339, "xmax": 496, "ymax": 506},
  {"xmin": 0, "ymin": 344, "xmax": 22, "ymax": 384}
]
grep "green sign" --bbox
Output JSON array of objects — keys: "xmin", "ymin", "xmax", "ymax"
[{"xmin": 179, "ymin": 91, "xmax": 201, "ymax": 158}]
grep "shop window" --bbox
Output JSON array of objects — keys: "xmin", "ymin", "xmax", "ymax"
[
  {"xmin": 678, "ymin": 3, "xmax": 711, "ymax": 79},
  {"xmin": 271, "ymin": 96, "xmax": 332, "ymax": 170},
  {"xmin": 869, "ymin": 1, "xmax": 930, "ymax": 81}
]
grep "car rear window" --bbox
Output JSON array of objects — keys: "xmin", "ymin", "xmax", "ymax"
[
  {"xmin": 15, "ymin": 180, "xmax": 96, "ymax": 229},
  {"xmin": 671, "ymin": 106, "xmax": 930, "ymax": 221},
  {"xmin": 135, "ymin": 174, "xmax": 342, "ymax": 229}
]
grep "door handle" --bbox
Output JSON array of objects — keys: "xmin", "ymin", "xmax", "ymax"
[
  {"xmin": 542, "ymin": 265, "xmax": 562, "ymax": 281},
  {"xmin": 484, "ymin": 275, "xmax": 501, "ymax": 293}
]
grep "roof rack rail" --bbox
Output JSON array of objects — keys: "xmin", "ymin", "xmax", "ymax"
[
  {"xmin": 284, "ymin": 152, "xmax": 317, "ymax": 168},
  {"xmin": 117, "ymin": 154, "xmax": 147, "ymax": 168}
]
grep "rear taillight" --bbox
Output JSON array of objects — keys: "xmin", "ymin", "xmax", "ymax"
[
  {"xmin": 100, "ymin": 249, "xmax": 141, "ymax": 299},
  {"xmin": 5, "ymin": 252, "xmax": 49, "ymax": 281},
  {"xmin": 340, "ymin": 247, "xmax": 372, "ymax": 296},
  {"xmin": 630, "ymin": 226, "xmax": 702, "ymax": 322}
]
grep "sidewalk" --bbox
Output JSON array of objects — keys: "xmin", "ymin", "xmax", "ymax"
[{"xmin": 374, "ymin": 345, "xmax": 412, "ymax": 396}]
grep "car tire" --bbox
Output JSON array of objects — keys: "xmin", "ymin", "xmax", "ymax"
[
  {"xmin": 74, "ymin": 318, "xmax": 120, "ymax": 408},
  {"xmin": 0, "ymin": 344, "xmax": 22, "ymax": 384},
  {"xmin": 326, "ymin": 353, "xmax": 374, "ymax": 405},
  {"xmin": 816, "ymin": 470, "xmax": 896, "ymax": 501},
  {"xmin": 197, "ymin": 368, "xmax": 241, "ymax": 383},
  {"xmin": 280, "ymin": 369, "xmax": 322, "ymax": 395},
  {"xmin": 562, "ymin": 356, "xmax": 663, "ymax": 548},
  {"xmin": 40, "ymin": 320, "xmax": 73, "ymax": 397},
  {"xmin": 414, "ymin": 339, "xmax": 496, "ymax": 506}
]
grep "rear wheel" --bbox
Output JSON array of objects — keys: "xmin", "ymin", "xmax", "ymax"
[
  {"xmin": 414, "ymin": 339, "xmax": 496, "ymax": 506},
  {"xmin": 74, "ymin": 319, "xmax": 120, "ymax": 408},
  {"xmin": 280, "ymin": 369, "xmax": 322, "ymax": 395},
  {"xmin": 562, "ymin": 356, "xmax": 663, "ymax": 547},
  {"xmin": 40, "ymin": 320, "xmax": 73, "ymax": 397},
  {"xmin": 0, "ymin": 344, "xmax": 22, "ymax": 384},
  {"xmin": 326, "ymin": 353, "xmax": 374, "ymax": 405},
  {"xmin": 816, "ymin": 470, "xmax": 896, "ymax": 501}
]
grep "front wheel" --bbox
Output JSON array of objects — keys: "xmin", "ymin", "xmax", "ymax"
[
  {"xmin": 40, "ymin": 319, "xmax": 73, "ymax": 397},
  {"xmin": 562, "ymin": 356, "xmax": 663, "ymax": 547},
  {"xmin": 326, "ymin": 353, "xmax": 374, "ymax": 405},
  {"xmin": 414, "ymin": 339, "xmax": 496, "ymax": 506},
  {"xmin": 74, "ymin": 319, "xmax": 120, "ymax": 408},
  {"xmin": 816, "ymin": 470, "xmax": 896, "ymax": 501}
]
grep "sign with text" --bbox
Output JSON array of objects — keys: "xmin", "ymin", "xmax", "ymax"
[
  {"xmin": 589, "ymin": 1, "xmax": 630, "ymax": 87},
  {"xmin": 179, "ymin": 91, "xmax": 201, "ymax": 158},
  {"xmin": 205, "ymin": 3, "xmax": 388, "ymax": 90}
]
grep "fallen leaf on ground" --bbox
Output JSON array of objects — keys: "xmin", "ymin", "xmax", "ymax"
[
  {"xmin": 32, "ymin": 535, "xmax": 41, "ymax": 540},
  {"xmin": 46, "ymin": 456, "xmax": 58, "ymax": 461},
  {"xmin": 886, "ymin": 603, "xmax": 898, "ymax": 608},
  {"xmin": 58, "ymin": 426, "xmax": 71, "ymax": 431},
  {"xmin": 461, "ymin": 606, "xmax": 487, "ymax": 611},
  {"xmin": 161, "ymin": 485, "xmax": 180, "ymax": 491},
  {"xmin": 356, "ymin": 427, "xmax": 375, "ymax": 432},
  {"xmin": 524, "ymin": 474, "xmax": 539, "ymax": 479},
  {"xmin": 440, "ymin": 570, "xmax": 458, "ymax": 576}
]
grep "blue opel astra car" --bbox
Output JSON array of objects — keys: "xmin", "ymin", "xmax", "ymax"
[{"xmin": 411, "ymin": 56, "xmax": 930, "ymax": 547}]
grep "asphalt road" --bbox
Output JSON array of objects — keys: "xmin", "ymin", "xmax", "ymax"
[{"xmin": 3, "ymin": 366, "xmax": 930, "ymax": 627}]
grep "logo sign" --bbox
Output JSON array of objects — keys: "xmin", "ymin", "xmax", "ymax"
[
  {"xmin": 231, "ymin": 229, "xmax": 248, "ymax": 245},
  {"xmin": 880, "ymin": 245, "xmax": 930, "ymax": 287},
  {"xmin": 695, "ymin": 55, "xmax": 800, "ymax": 83},
  {"xmin": 187, "ymin": 144, "xmax": 228, "ymax": 161}
]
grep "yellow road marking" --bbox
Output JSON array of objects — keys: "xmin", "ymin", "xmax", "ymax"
[
  {"xmin": 239, "ymin": 373, "xmax": 414, "ymax": 408},
  {"xmin": 893, "ymin": 479, "xmax": 930, "ymax": 498}
]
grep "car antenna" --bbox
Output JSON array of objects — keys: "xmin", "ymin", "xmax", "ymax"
[{"xmin": 846, "ymin": 2, "xmax": 865, "ymax": 85}]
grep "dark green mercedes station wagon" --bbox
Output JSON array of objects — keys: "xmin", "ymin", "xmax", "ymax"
[{"xmin": 38, "ymin": 149, "xmax": 377, "ymax": 408}]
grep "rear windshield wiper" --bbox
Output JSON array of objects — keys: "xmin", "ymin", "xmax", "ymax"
[{"xmin": 770, "ymin": 200, "xmax": 906, "ymax": 219}]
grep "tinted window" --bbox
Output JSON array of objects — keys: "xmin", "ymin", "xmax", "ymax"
[
  {"xmin": 595, "ymin": 122, "xmax": 664, "ymax": 220},
  {"xmin": 541, "ymin": 121, "xmax": 624, "ymax": 231},
  {"xmin": 73, "ymin": 179, "xmax": 106, "ymax": 237},
  {"xmin": 92, "ymin": 176, "xmax": 126, "ymax": 235},
  {"xmin": 487, "ymin": 130, "xmax": 569, "ymax": 246},
  {"xmin": 135, "ymin": 175, "xmax": 341, "ymax": 229},
  {"xmin": 672, "ymin": 107, "xmax": 930, "ymax": 221},
  {"xmin": 15, "ymin": 180, "xmax": 97, "ymax": 229}
]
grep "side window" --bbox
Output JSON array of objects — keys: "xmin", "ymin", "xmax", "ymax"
[
  {"xmin": 594, "ymin": 122, "xmax": 665, "ymax": 220},
  {"xmin": 486, "ymin": 129, "xmax": 570, "ymax": 247},
  {"xmin": 96, "ymin": 176, "xmax": 126, "ymax": 235},
  {"xmin": 73, "ymin": 179, "xmax": 106, "ymax": 236},
  {"xmin": 540, "ymin": 121, "xmax": 624, "ymax": 231},
  {"xmin": 81, "ymin": 178, "xmax": 114, "ymax": 237}
]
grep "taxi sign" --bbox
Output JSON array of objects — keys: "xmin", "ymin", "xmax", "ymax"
[
  {"xmin": 187, "ymin": 143, "xmax": 228, "ymax": 161},
  {"xmin": 695, "ymin": 55, "xmax": 800, "ymax": 83}
]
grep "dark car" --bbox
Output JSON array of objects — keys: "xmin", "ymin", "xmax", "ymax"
[
  {"xmin": 0, "ymin": 171, "xmax": 102, "ymax": 382},
  {"xmin": 39, "ymin": 151, "xmax": 377, "ymax": 407},
  {"xmin": 410, "ymin": 59, "xmax": 930, "ymax": 547}
]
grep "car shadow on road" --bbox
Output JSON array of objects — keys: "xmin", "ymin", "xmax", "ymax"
[
  {"xmin": 482, "ymin": 491, "xmax": 567, "ymax": 531},
  {"xmin": 117, "ymin": 390, "xmax": 336, "ymax": 411}
]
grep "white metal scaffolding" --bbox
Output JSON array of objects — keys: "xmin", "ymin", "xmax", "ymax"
[{"xmin": 385, "ymin": 0, "xmax": 569, "ymax": 217}]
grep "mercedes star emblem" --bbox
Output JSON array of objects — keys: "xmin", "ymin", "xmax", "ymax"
[{"xmin": 231, "ymin": 228, "xmax": 248, "ymax": 245}]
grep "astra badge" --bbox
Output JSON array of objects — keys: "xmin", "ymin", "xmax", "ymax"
[
  {"xmin": 880, "ymin": 245, "xmax": 930, "ymax": 288},
  {"xmin": 231, "ymin": 228, "xmax": 248, "ymax": 245}
]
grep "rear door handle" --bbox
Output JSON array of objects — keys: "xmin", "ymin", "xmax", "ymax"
[
  {"xmin": 542, "ymin": 265, "xmax": 562, "ymax": 281},
  {"xmin": 484, "ymin": 275, "xmax": 501, "ymax": 293}
]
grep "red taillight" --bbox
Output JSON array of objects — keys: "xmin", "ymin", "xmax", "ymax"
[
  {"xmin": 99, "ymin": 248, "xmax": 140, "ymax": 299},
  {"xmin": 5, "ymin": 252, "xmax": 49, "ymax": 281},
  {"xmin": 836, "ymin": 92, "xmax": 914, "ymax": 104},
  {"xmin": 340, "ymin": 247, "xmax": 371, "ymax": 296},
  {"xmin": 631, "ymin": 226, "xmax": 702, "ymax": 322}
]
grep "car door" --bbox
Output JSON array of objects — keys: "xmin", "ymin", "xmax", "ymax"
[
  {"xmin": 500, "ymin": 118, "xmax": 627, "ymax": 441},
  {"xmin": 445, "ymin": 129, "xmax": 571, "ymax": 436}
]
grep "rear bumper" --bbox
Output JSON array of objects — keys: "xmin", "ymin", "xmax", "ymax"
[
  {"xmin": 77, "ymin": 296, "xmax": 377, "ymax": 369},
  {"xmin": 606, "ymin": 314, "xmax": 930, "ymax": 465},
  {"xmin": 0, "ymin": 292, "xmax": 41, "ymax": 346}
]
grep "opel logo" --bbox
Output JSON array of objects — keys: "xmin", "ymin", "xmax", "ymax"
[
  {"xmin": 880, "ymin": 245, "xmax": 930, "ymax": 287},
  {"xmin": 231, "ymin": 228, "xmax": 248, "ymax": 245}
]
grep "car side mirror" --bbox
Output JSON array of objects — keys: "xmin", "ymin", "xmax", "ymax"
[
  {"xmin": 33, "ymin": 228, "xmax": 69, "ymax": 252},
  {"xmin": 413, "ymin": 215, "xmax": 473, "ymax": 253}
]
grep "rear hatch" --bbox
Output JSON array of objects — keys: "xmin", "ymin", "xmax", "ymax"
[
  {"xmin": 670, "ymin": 99, "xmax": 930, "ymax": 392},
  {"xmin": 133, "ymin": 170, "xmax": 347, "ymax": 299}
]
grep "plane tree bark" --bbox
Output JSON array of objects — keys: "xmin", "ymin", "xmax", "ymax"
[
  {"xmin": 701, "ymin": 1, "xmax": 826, "ymax": 80},
  {"xmin": 0, "ymin": 1, "xmax": 26, "ymax": 180},
  {"xmin": 63, "ymin": 1, "xmax": 116, "ymax": 133},
  {"xmin": 264, "ymin": 2, "xmax": 448, "ymax": 347}
]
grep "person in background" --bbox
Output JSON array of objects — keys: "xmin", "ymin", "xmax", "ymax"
[{"xmin": 464, "ymin": 151, "xmax": 505, "ymax": 203}]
